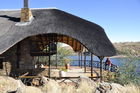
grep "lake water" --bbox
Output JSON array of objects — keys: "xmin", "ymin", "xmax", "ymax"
[{"xmin": 69, "ymin": 56, "xmax": 140, "ymax": 67}]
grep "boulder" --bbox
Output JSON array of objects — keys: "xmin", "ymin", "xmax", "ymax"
[
  {"xmin": 0, "ymin": 76, "xmax": 25, "ymax": 93},
  {"xmin": 16, "ymin": 86, "xmax": 43, "ymax": 93},
  {"xmin": 41, "ymin": 79, "xmax": 61, "ymax": 93},
  {"xmin": 109, "ymin": 83, "xmax": 125, "ymax": 93},
  {"xmin": 40, "ymin": 76, "xmax": 49, "ymax": 85},
  {"xmin": 95, "ymin": 82, "xmax": 125, "ymax": 93},
  {"xmin": 77, "ymin": 76, "xmax": 97, "ymax": 93},
  {"xmin": 78, "ymin": 76, "xmax": 97, "ymax": 87}
]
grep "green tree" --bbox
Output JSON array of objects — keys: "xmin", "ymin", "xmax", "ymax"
[{"xmin": 51, "ymin": 43, "xmax": 74, "ymax": 66}]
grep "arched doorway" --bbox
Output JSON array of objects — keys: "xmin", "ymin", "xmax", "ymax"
[
  {"xmin": 28, "ymin": 33, "xmax": 85, "ymax": 78},
  {"xmin": 26, "ymin": 33, "xmax": 101, "ymax": 81}
]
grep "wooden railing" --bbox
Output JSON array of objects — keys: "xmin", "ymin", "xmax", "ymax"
[
  {"xmin": 35, "ymin": 59, "xmax": 119, "ymax": 72},
  {"xmin": 70, "ymin": 60, "xmax": 118, "ymax": 72}
]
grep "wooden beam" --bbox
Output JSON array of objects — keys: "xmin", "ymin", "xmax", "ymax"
[
  {"xmin": 76, "ymin": 43, "xmax": 81, "ymax": 52},
  {"xmin": 66, "ymin": 36, "xmax": 69, "ymax": 45},
  {"xmin": 73, "ymin": 40, "xmax": 75, "ymax": 51},
  {"xmin": 41, "ymin": 36, "xmax": 48, "ymax": 46},
  {"xmin": 30, "ymin": 52, "xmax": 56, "ymax": 56},
  {"xmin": 71, "ymin": 38, "xmax": 74, "ymax": 51},
  {"xmin": 80, "ymin": 44, "xmax": 82, "ymax": 52},
  {"xmin": 38, "ymin": 35, "xmax": 45, "ymax": 50}
]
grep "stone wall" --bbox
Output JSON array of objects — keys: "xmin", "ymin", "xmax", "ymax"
[
  {"xmin": 0, "ymin": 38, "xmax": 36, "ymax": 76},
  {"xmin": 0, "ymin": 62, "xmax": 11, "ymax": 76},
  {"xmin": 0, "ymin": 44, "xmax": 17, "ymax": 76},
  {"xmin": 19, "ymin": 38, "xmax": 35, "ymax": 69},
  {"xmin": 21, "ymin": 8, "xmax": 33, "ymax": 22}
]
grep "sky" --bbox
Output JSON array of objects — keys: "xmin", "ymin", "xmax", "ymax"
[{"xmin": 0, "ymin": 0, "xmax": 140, "ymax": 43}]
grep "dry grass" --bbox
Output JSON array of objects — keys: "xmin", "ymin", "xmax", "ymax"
[{"xmin": 124, "ymin": 84, "xmax": 140, "ymax": 93}]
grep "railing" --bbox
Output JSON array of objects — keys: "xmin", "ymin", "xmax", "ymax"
[
  {"xmin": 70, "ymin": 60, "xmax": 118, "ymax": 72},
  {"xmin": 35, "ymin": 59, "xmax": 118, "ymax": 72}
]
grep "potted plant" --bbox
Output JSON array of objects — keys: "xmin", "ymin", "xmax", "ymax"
[
  {"xmin": 59, "ymin": 68, "xmax": 67, "ymax": 77},
  {"xmin": 64, "ymin": 59, "xmax": 71, "ymax": 70}
]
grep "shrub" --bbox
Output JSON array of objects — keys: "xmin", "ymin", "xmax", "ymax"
[{"xmin": 111, "ymin": 57, "xmax": 140, "ymax": 86}]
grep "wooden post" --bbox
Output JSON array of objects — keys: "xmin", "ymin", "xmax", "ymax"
[
  {"xmin": 55, "ymin": 42, "xmax": 58, "ymax": 68},
  {"xmin": 24, "ymin": 0, "xmax": 28, "ymax": 8},
  {"xmin": 81, "ymin": 52, "xmax": 83, "ymax": 68},
  {"xmin": 48, "ymin": 54, "xmax": 51, "ymax": 78},
  {"xmin": 91, "ymin": 53, "xmax": 93, "ymax": 77},
  {"xmin": 78, "ymin": 52, "xmax": 80, "ymax": 67},
  {"xmin": 84, "ymin": 53, "xmax": 87, "ymax": 73},
  {"xmin": 99, "ymin": 56, "xmax": 104, "ymax": 82}
]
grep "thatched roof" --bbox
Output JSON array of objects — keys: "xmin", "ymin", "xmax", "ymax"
[{"xmin": 0, "ymin": 8, "xmax": 116, "ymax": 57}]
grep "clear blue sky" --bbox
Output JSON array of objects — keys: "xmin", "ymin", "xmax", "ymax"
[{"xmin": 0, "ymin": 0, "xmax": 140, "ymax": 43}]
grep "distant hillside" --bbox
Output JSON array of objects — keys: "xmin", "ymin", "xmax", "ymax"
[{"xmin": 113, "ymin": 42, "xmax": 140, "ymax": 57}]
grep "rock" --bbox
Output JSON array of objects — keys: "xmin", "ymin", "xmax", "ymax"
[
  {"xmin": 0, "ymin": 76, "xmax": 25, "ymax": 93},
  {"xmin": 41, "ymin": 79, "xmax": 61, "ymax": 93},
  {"xmin": 40, "ymin": 76, "xmax": 49, "ymax": 85},
  {"xmin": 16, "ymin": 86, "xmax": 43, "ymax": 93},
  {"xmin": 77, "ymin": 76, "xmax": 97, "ymax": 93},
  {"xmin": 95, "ymin": 82, "xmax": 112, "ymax": 93},
  {"xmin": 109, "ymin": 83, "xmax": 125, "ymax": 93},
  {"xmin": 78, "ymin": 76, "xmax": 97, "ymax": 87},
  {"xmin": 32, "ymin": 78, "xmax": 41, "ymax": 86},
  {"xmin": 95, "ymin": 82, "xmax": 125, "ymax": 93}
]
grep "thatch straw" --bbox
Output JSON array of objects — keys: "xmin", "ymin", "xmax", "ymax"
[{"xmin": 0, "ymin": 9, "xmax": 116, "ymax": 56}]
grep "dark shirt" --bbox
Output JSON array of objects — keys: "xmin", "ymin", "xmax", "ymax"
[{"xmin": 106, "ymin": 59, "xmax": 111, "ymax": 65}]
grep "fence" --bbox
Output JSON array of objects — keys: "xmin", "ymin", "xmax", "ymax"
[
  {"xmin": 70, "ymin": 60, "xmax": 118, "ymax": 72},
  {"xmin": 35, "ymin": 59, "xmax": 118, "ymax": 72}
]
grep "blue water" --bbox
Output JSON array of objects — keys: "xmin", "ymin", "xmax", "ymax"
[{"xmin": 69, "ymin": 56, "xmax": 140, "ymax": 67}]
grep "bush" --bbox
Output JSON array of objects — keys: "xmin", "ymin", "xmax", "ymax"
[{"xmin": 111, "ymin": 57, "xmax": 140, "ymax": 86}]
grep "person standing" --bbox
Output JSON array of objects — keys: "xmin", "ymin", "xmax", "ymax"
[{"xmin": 105, "ymin": 57, "xmax": 112, "ymax": 71}]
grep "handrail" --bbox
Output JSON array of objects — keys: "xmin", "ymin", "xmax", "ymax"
[
  {"xmin": 36, "ymin": 59, "xmax": 119, "ymax": 72},
  {"xmin": 70, "ymin": 60, "xmax": 118, "ymax": 72}
]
